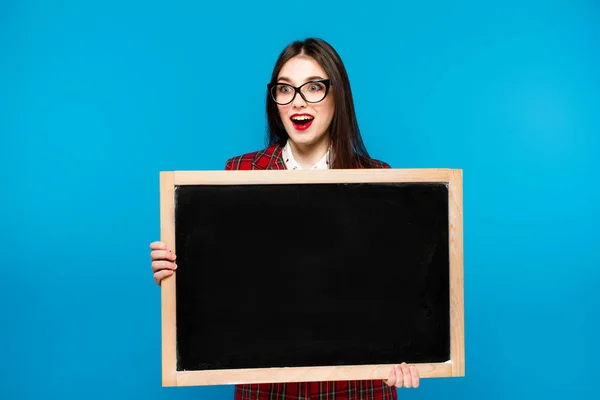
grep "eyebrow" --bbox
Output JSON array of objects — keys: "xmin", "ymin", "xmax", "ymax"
[{"xmin": 277, "ymin": 75, "xmax": 326, "ymax": 84}]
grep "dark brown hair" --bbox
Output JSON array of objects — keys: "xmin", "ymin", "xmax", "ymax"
[{"xmin": 265, "ymin": 38, "xmax": 373, "ymax": 169}]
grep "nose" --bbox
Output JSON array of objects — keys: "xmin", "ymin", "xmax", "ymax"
[{"xmin": 292, "ymin": 91, "xmax": 307, "ymax": 108}]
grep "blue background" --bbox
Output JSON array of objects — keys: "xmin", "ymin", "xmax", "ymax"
[{"xmin": 1, "ymin": 0, "xmax": 598, "ymax": 399}]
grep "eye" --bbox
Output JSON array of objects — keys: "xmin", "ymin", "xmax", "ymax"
[
  {"xmin": 278, "ymin": 85, "xmax": 292, "ymax": 93},
  {"xmin": 308, "ymin": 83, "xmax": 324, "ymax": 92}
]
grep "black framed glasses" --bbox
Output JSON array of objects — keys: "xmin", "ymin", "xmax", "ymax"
[{"xmin": 267, "ymin": 79, "xmax": 332, "ymax": 105}]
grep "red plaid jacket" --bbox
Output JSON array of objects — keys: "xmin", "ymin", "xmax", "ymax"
[
  {"xmin": 224, "ymin": 143, "xmax": 397, "ymax": 400},
  {"xmin": 225, "ymin": 143, "xmax": 391, "ymax": 171}
]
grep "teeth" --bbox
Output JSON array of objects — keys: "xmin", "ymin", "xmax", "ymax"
[{"xmin": 292, "ymin": 115, "xmax": 313, "ymax": 121}]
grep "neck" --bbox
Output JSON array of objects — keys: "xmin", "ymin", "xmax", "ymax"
[{"xmin": 288, "ymin": 136, "xmax": 331, "ymax": 169}]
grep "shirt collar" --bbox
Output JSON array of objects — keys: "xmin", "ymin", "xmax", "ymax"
[{"xmin": 281, "ymin": 140, "xmax": 331, "ymax": 170}]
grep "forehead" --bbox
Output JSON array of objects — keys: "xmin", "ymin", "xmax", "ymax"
[{"xmin": 277, "ymin": 55, "xmax": 328, "ymax": 85}]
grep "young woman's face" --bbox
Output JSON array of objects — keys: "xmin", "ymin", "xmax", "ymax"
[{"xmin": 274, "ymin": 55, "xmax": 334, "ymax": 148}]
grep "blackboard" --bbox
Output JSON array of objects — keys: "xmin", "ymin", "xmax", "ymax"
[{"xmin": 159, "ymin": 169, "xmax": 464, "ymax": 387}]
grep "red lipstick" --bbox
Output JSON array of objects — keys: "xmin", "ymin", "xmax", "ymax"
[{"xmin": 290, "ymin": 113, "xmax": 314, "ymax": 131}]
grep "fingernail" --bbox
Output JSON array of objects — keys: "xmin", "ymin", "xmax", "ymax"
[{"xmin": 410, "ymin": 366, "xmax": 415, "ymax": 371}]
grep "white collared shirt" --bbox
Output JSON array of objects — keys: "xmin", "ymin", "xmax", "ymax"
[{"xmin": 281, "ymin": 140, "xmax": 331, "ymax": 170}]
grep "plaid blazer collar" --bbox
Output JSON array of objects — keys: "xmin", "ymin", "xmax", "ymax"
[{"xmin": 252, "ymin": 143, "xmax": 287, "ymax": 170}]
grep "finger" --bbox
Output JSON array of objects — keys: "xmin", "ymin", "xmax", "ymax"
[
  {"xmin": 400, "ymin": 363, "xmax": 412, "ymax": 388},
  {"xmin": 150, "ymin": 241, "xmax": 168, "ymax": 251},
  {"xmin": 151, "ymin": 250, "xmax": 176, "ymax": 261},
  {"xmin": 384, "ymin": 367, "xmax": 396, "ymax": 386},
  {"xmin": 154, "ymin": 269, "xmax": 174, "ymax": 285},
  {"xmin": 394, "ymin": 365, "xmax": 403, "ymax": 388},
  {"xmin": 152, "ymin": 260, "xmax": 177, "ymax": 273},
  {"xmin": 410, "ymin": 366, "xmax": 420, "ymax": 388}
]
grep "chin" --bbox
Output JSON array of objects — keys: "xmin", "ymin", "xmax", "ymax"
[
  {"xmin": 285, "ymin": 128, "xmax": 327, "ymax": 147},
  {"xmin": 288, "ymin": 133, "xmax": 315, "ymax": 144}
]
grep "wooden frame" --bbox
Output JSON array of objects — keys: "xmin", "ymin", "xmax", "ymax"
[{"xmin": 159, "ymin": 168, "xmax": 464, "ymax": 387}]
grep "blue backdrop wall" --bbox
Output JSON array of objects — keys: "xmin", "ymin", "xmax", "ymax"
[{"xmin": 1, "ymin": 1, "xmax": 598, "ymax": 399}]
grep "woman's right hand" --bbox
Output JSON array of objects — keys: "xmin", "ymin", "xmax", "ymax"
[{"xmin": 150, "ymin": 241, "xmax": 177, "ymax": 285}]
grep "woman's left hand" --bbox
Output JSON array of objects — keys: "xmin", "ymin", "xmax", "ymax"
[{"xmin": 384, "ymin": 362, "xmax": 420, "ymax": 389}]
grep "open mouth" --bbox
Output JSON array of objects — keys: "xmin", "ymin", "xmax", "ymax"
[{"xmin": 290, "ymin": 114, "xmax": 314, "ymax": 130}]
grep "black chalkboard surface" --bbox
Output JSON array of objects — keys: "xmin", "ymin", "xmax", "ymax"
[{"xmin": 159, "ymin": 170, "xmax": 464, "ymax": 387}]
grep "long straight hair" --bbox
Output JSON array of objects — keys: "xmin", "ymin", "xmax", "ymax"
[{"xmin": 265, "ymin": 38, "xmax": 372, "ymax": 169}]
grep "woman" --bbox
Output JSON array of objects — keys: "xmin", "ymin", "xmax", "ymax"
[{"xmin": 150, "ymin": 37, "xmax": 420, "ymax": 399}]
